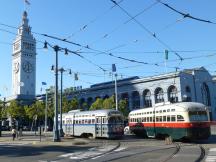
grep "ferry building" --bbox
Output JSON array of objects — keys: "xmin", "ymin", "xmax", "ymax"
[{"xmin": 69, "ymin": 67, "xmax": 216, "ymax": 120}]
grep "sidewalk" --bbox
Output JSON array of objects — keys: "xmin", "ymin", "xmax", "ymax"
[{"xmin": 0, "ymin": 131, "xmax": 91, "ymax": 146}]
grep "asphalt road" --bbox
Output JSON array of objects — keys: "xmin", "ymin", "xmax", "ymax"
[{"xmin": 0, "ymin": 132, "xmax": 216, "ymax": 162}]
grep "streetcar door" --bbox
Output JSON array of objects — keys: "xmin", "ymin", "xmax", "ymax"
[
  {"xmin": 65, "ymin": 118, "xmax": 70, "ymax": 135},
  {"xmin": 146, "ymin": 116, "xmax": 155, "ymax": 138},
  {"xmin": 95, "ymin": 116, "xmax": 102, "ymax": 137}
]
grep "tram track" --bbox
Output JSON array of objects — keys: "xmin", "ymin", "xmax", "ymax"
[
  {"xmin": 161, "ymin": 143, "xmax": 180, "ymax": 162},
  {"xmin": 77, "ymin": 141, "xmax": 121, "ymax": 162},
  {"xmin": 162, "ymin": 143, "xmax": 206, "ymax": 162},
  {"xmin": 195, "ymin": 145, "xmax": 206, "ymax": 162}
]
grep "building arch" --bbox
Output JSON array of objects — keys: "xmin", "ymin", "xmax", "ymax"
[
  {"xmin": 132, "ymin": 91, "xmax": 140, "ymax": 109},
  {"xmin": 183, "ymin": 86, "xmax": 192, "ymax": 102},
  {"xmin": 143, "ymin": 89, "xmax": 152, "ymax": 108},
  {"xmin": 201, "ymin": 82, "xmax": 211, "ymax": 106},
  {"xmin": 79, "ymin": 98, "xmax": 86, "ymax": 110},
  {"xmin": 167, "ymin": 85, "xmax": 178, "ymax": 103},
  {"xmin": 87, "ymin": 97, "xmax": 93, "ymax": 108},
  {"xmin": 103, "ymin": 95, "xmax": 109, "ymax": 99},
  {"xmin": 155, "ymin": 87, "xmax": 164, "ymax": 103}
]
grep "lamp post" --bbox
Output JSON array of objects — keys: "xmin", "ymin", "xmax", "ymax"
[
  {"xmin": 44, "ymin": 89, "xmax": 48, "ymax": 133},
  {"xmin": 44, "ymin": 41, "xmax": 70, "ymax": 141},
  {"xmin": 53, "ymin": 45, "xmax": 60, "ymax": 142},
  {"xmin": 112, "ymin": 64, "xmax": 118, "ymax": 111},
  {"xmin": 114, "ymin": 73, "xmax": 118, "ymax": 111},
  {"xmin": 59, "ymin": 67, "xmax": 65, "ymax": 137}
]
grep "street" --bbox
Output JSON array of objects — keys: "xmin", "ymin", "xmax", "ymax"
[{"xmin": 0, "ymin": 132, "xmax": 216, "ymax": 162}]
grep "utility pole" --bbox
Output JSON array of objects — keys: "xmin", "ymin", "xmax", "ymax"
[
  {"xmin": 44, "ymin": 89, "xmax": 48, "ymax": 133},
  {"xmin": 59, "ymin": 68, "xmax": 65, "ymax": 137},
  {"xmin": 112, "ymin": 64, "xmax": 118, "ymax": 111},
  {"xmin": 53, "ymin": 45, "xmax": 60, "ymax": 142}
]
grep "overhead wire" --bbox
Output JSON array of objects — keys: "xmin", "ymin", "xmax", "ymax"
[
  {"xmin": 158, "ymin": 0, "xmax": 216, "ymax": 25},
  {"xmin": 110, "ymin": 0, "xmax": 183, "ymax": 61},
  {"xmin": 88, "ymin": 0, "xmax": 159, "ymax": 46},
  {"xmin": 65, "ymin": 0, "xmax": 125, "ymax": 40}
]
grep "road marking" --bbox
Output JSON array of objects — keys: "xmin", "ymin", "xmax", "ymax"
[
  {"xmin": 205, "ymin": 148, "xmax": 216, "ymax": 162},
  {"xmin": 0, "ymin": 142, "xmax": 28, "ymax": 146},
  {"xmin": 114, "ymin": 147, "xmax": 127, "ymax": 152}
]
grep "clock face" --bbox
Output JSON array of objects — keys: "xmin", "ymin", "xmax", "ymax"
[
  {"xmin": 23, "ymin": 61, "xmax": 33, "ymax": 73},
  {"xmin": 14, "ymin": 62, "xmax": 19, "ymax": 73}
]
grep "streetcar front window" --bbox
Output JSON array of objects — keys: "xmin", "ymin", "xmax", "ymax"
[
  {"xmin": 189, "ymin": 111, "xmax": 208, "ymax": 121},
  {"xmin": 108, "ymin": 116, "xmax": 123, "ymax": 124}
]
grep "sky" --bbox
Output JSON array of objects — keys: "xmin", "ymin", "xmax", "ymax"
[{"xmin": 0, "ymin": 0, "xmax": 216, "ymax": 98}]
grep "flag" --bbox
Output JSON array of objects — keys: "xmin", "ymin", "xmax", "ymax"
[
  {"xmin": 42, "ymin": 82, "xmax": 47, "ymax": 85},
  {"xmin": 25, "ymin": 0, "xmax": 30, "ymax": 5}
]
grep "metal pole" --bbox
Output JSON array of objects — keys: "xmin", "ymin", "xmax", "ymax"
[
  {"xmin": 114, "ymin": 73, "xmax": 118, "ymax": 111},
  {"xmin": 53, "ymin": 45, "xmax": 60, "ymax": 142},
  {"xmin": 44, "ymin": 90, "xmax": 48, "ymax": 132},
  {"xmin": 59, "ymin": 68, "xmax": 64, "ymax": 137}
]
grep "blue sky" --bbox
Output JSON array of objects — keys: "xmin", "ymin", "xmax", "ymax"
[{"xmin": 0, "ymin": 0, "xmax": 216, "ymax": 97}]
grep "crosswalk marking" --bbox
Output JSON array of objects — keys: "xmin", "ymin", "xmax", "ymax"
[{"xmin": 205, "ymin": 148, "xmax": 216, "ymax": 162}]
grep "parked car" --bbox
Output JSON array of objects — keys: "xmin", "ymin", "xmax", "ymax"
[{"xmin": 124, "ymin": 126, "xmax": 130, "ymax": 134}]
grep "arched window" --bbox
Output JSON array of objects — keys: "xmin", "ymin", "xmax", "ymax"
[
  {"xmin": 132, "ymin": 91, "xmax": 140, "ymax": 109},
  {"xmin": 168, "ymin": 85, "xmax": 178, "ymax": 103},
  {"xmin": 155, "ymin": 87, "xmax": 164, "ymax": 103},
  {"xmin": 183, "ymin": 86, "xmax": 192, "ymax": 102},
  {"xmin": 185, "ymin": 86, "xmax": 191, "ymax": 93},
  {"xmin": 87, "ymin": 97, "xmax": 93, "ymax": 107},
  {"xmin": 79, "ymin": 98, "xmax": 85, "ymax": 110},
  {"xmin": 201, "ymin": 83, "xmax": 211, "ymax": 106},
  {"xmin": 103, "ymin": 95, "xmax": 109, "ymax": 99},
  {"xmin": 143, "ymin": 89, "xmax": 152, "ymax": 108}
]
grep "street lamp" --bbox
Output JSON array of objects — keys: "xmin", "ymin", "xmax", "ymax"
[
  {"xmin": 44, "ymin": 42, "xmax": 60, "ymax": 142},
  {"xmin": 41, "ymin": 82, "xmax": 48, "ymax": 133},
  {"xmin": 59, "ymin": 67, "xmax": 65, "ymax": 137},
  {"xmin": 112, "ymin": 64, "xmax": 118, "ymax": 111},
  {"xmin": 55, "ymin": 67, "xmax": 71, "ymax": 137}
]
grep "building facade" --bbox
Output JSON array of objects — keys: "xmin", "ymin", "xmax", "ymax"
[
  {"xmin": 70, "ymin": 67, "xmax": 216, "ymax": 120},
  {"xmin": 10, "ymin": 11, "xmax": 36, "ymax": 102}
]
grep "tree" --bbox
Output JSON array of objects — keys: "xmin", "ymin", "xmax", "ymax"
[
  {"xmin": 103, "ymin": 96, "xmax": 115, "ymax": 109},
  {"xmin": 7, "ymin": 100, "xmax": 25, "ymax": 119},
  {"xmin": 81, "ymin": 102, "xmax": 88, "ymax": 110},
  {"xmin": 62, "ymin": 96, "xmax": 71, "ymax": 113},
  {"xmin": 90, "ymin": 98, "xmax": 103, "ymax": 110},
  {"xmin": 118, "ymin": 99, "xmax": 129, "ymax": 117},
  {"xmin": 25, "ymin": 101, "xmax": 45, "ymax": 121},
  {"xmin": 70, "ymin": 98, "xmax": 79, "ymax": 110},
  {"xmin": 25, "ymin": 101, "xmax": 45, "ymax": 130}
]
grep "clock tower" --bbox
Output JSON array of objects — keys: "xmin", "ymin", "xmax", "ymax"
[{"xmin": 12, "ymin": 11, "xmax": 36, "ymax": 101}]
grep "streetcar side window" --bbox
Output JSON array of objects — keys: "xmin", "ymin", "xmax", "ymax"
[
  {"xmin": 171, "ymin": 115, "xmax": 176, "ymax": 122},
  {"xmin": 96, "ymin": 118, "xmax": 101, "ymax": 124},
  {"xmin": 102, "ymin": 118, "xmax": 107, "ymax": 124},
  {"xmin": 167, "ymin": 115, "xmax": 171, "ymax": 122},
  {"xmin": 150, "ymin": 117, "xmax": 152, "ymax": 122},
  {"xmin": 163, "ymin": 116, "xmax": 166, "ymax": 122},
  {"xmin": 92, "ymin": 119, "xmax": 95, "ymax": 124},
  {"xmin": 177, "ymin": 115, "xmax": 184, "ymax": 121}
]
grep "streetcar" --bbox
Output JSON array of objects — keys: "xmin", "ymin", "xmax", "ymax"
[
  {"xmin": 128, "ymin": 102, "xmax": 211, "ymax": 140},
  {"xmin": 59, "ymin": 109, "xmax": 124, "ymax": 139}
]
